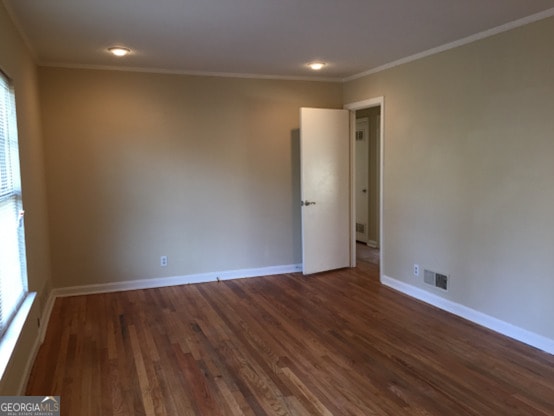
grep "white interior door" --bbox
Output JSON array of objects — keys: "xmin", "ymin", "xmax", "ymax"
[
  {"xmin": 355, "ymin": 118, "xmax": 369, "ymax": 243},
  {"xmin": 300, "ymin": 108, "xmax": 350, "ymax": 275}
]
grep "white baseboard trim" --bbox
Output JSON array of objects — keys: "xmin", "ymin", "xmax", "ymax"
[
  {"xmin": 39, "ymin": 292, "xmax": 56, "ymax": 343},
  {"xmin": 53, "ymin": 263, "xmax": 303, "ymax": 298},
  {"xmin": 16, "ymin": 291, "xmax": 57, "ymax": 395},
  {"xmin": 367, "ymin": 240, "xmax": 378, "ymax": 248},
  {"xmin": 17, "ymin": 263, "xmax": 301, "ymax": 394},
  {"xmin": 16, "ymin": 331, "xmax": 41, "ymax": 396},
  {"xmin": 381, "ymin": 275, "xmax": 554, "ymax": 355}
]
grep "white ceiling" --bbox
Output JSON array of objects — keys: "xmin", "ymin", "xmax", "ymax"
[{"xmin": 4, "ymin": 0, "xmax": 554, "ymax": 80}]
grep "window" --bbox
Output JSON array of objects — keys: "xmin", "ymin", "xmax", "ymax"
[{"xmin": 0, "ymin": 70, "xmax": 27, "ymax": 339}]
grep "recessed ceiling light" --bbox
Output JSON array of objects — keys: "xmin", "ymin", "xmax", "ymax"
[
  {"xmin": 308, "ymin": 62, "xmax": 326, "ymax": 71},
  {"xmin": 108, "ymin": 47, "xmax": 131, "ymax": 57}
]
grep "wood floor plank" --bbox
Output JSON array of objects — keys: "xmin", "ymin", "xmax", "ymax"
[{"xmin": 27, "ymin": 259, "xmax": 554, "ymax": 415}]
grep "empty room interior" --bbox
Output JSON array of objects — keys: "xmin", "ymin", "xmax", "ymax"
[{"xmin": 1, "ymin": 1, "xmax": 554, "ymax": 414}]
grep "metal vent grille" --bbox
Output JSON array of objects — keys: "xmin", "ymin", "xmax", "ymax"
[
  {"xmin": 356, "ymin": 222, "xmax": 365, "ymax": 233},
  {"xmin": 423, "ymin": 269, "xmax": 448, "ymax": 291},
  {"xmin": 435, "ymin": 273, "xmax": 448, "ymax": 290}
]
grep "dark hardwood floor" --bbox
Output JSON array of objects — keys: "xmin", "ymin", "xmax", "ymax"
[{"xmin": 27, "ymin": 258, "xmax": 554, "ymax": 415}]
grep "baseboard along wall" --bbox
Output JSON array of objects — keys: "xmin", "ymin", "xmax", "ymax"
[
  {"xmin": 381, "ymin": 274, "xmax": 554, "ymax": 355},
  {"xmin": 23, "ymin": 265, "xmax": 553, "ymax": 394}
]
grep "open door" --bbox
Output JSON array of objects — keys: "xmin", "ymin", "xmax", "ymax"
[{"xmin": 300, "ymin": 108, "xmax": 350, "ymax": 275}]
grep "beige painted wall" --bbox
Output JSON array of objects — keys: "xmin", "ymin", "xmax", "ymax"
[
  {"xmin": 0, "ymin": 3, "xmax": 52, "ymax": 393},
  {"xmin": 39, "ymin": 68, "xmax": 342, "ymax": 288},
  {"xmin": 344, "ymin": 17, "xmax": 554, "ymax": 339}
]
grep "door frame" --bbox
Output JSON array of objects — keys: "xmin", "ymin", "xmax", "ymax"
[{"xmin": 344, "ymin": 97, "xmax": 384, "ymax": 274}]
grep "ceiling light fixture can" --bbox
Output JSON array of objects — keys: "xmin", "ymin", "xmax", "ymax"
[
  {"xmin": 308, "ymin": 62, "xmax": 326, "ymax": 70},
  {"xmin": 108, "ymin": 47, "xmax": 131, "ymax": 57}
]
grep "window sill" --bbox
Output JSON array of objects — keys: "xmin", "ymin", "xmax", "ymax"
[{"xmin": 0, "ymin": 292, "xmax": 37, "ymax": 381}]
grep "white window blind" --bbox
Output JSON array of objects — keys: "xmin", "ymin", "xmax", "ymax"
[{"xmin": 0, "ymin": 70, "xmax": 27, "ymax": 338}]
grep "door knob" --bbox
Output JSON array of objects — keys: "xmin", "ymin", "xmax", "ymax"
[
  {"xmin": 301, "ymin": 200, "xmax": 316, "ymax": 206},
  {"xmin": 362, "ymin": 189, "xmax": 367, "ymax": 193}
]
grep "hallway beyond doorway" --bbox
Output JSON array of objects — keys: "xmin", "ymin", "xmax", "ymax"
[{"xmin": 356, "ymin": 242, "xmax": 379, "ymax": 266}]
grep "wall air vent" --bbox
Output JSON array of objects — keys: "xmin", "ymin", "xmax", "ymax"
[
  {"xmin": 423, "ymin": 269, "xmax": 435, "ymax": 285},
  {"xmin": 356, "ymin": 222, "xmax": 366, "ymax": 233},
  {"xmin": 423, "ymin": 269, "xmax": 448, "ymax": 291},
  {"xmin": 435, "ymin": 273, "xmax": 448, "ymax": 290}
]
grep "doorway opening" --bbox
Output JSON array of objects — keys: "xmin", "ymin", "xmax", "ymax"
[{"xmin": 345, "ymin": 98, "xmax": 383, "ymax": 273}]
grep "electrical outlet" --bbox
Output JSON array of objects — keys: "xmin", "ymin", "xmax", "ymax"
[
  {"xmin": 160, "ymin": 255, "xmax": 168, "ymax": 267},
  {"xmin": 413, "ymin": 264, "xmax": 420, "ymax": 276}
]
